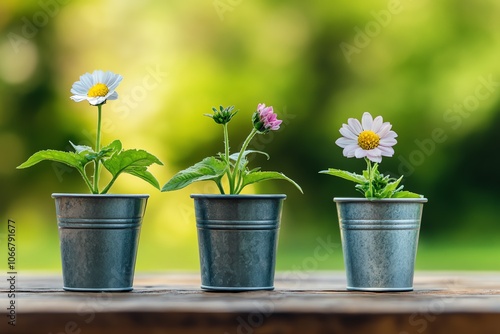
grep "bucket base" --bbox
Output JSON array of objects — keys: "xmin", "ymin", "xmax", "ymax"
[
  {"xmin": 63, "ymin": 286, "xmax": 133, "ymax": 292},
  {"xmin": 347, "ymin": 286, "xmax": 413, "ymax": 292},
  {"xmin": 201, "ymin": 285, "xmax": 275, "ymax": 292}
]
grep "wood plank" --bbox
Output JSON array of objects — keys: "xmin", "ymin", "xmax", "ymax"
[{"xmin": 1, "ymin": 272, "xmax": 500, "ymax": 334}]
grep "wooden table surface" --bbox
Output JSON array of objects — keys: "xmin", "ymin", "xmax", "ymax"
[{"xmin": 2, "ymin": 272, "xmax": 500, "ymax": 334}]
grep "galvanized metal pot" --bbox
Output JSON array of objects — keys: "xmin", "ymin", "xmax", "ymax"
[
  {"xmin": 191, "ymin": 194, "xmax": 286, "ymax": 291},
  {"xmin": 52, "ymin": 193, "xmax": 149, "ymax": 292},
  {"xmin": 334, "ymin": 197, "xmax": 427, "ymax": 292}
]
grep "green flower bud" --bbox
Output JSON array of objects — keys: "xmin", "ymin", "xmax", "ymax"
[{"xmin": 205, "ymin": 105, "xmax": 238, "ymax": 125}]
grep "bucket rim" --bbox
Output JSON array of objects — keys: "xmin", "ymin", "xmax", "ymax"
[
  {"xmin": 334, "ymin": 197, "xmax": 427, "ymax": 203},
  {"xmin": 52, "ymin": 193, "xmax": 149, "ymax": 199},
  {"xmin": 191, "ymin": 194, "xmax": 286, "ymax": 199}
]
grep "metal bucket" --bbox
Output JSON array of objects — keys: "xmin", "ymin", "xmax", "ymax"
[
  {"xmin": 191, "ymin": 194, "xmax": 286, "ymax": 291},
  {"xmin": 334, "ymin": 197, "xmax": 427, "ymax": 292},
  {"xmin": 52, "ymin": 193, "xmax": 148, "ymax": 292}
]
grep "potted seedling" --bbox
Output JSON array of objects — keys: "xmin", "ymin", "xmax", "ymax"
[
  {"xmin": 320, "ymin": 112, "xmax": 427, "ymax": 291},
  {"xmin": 18, "ymin": 70, "xmax": 163, "ymax": 291},
  {"xmin": 162, "ymin": 104, "xmax": 302, "ymax": 291}
]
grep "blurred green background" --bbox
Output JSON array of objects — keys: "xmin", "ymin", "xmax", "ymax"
[{"xmin": 1, "ymin": 0, "xmax": 499, "ymax": 272}]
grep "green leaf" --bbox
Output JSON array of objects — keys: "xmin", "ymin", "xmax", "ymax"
[
  {"xmin": 85, "ymin": 140, "xmax": 123, "ymax": 161},
  {"xmin": 161, "ymin": 156, "xmax": 227, "ymax": 192},
  {"xmin": 392, "ymin": 191, "xmax": 423, "ymax": 198},
  {"xmin": 102, "ymin": 149, "xmax": 163, "ymax": 191},
  {"xmin": 124, "ymin": 167, "xmax": 161, "ymax": 190},
  {"xmin": 241, "ymin": 171, "xmax": 303, "ymax": 194},
  {"xmin": 319, "ymin": 169, "xmax": 366, "ymax": 184},
  {"xmin": 376, "ymin": 175, "xmax": 403, "ymax": 198},
  {"xmin": 229, "ymin": 150, "xmax": 270, "ymax": 170},
  {"xmin": 17, "ymin": 150, "xmax": 90, "ymax": 172},
  {"xmin": 70, "ymin": 141, "xmax": 94, "ymax": 155},
  {"xmin": 229, "ymin": 150, "xmax": 270, "ymax": 162},
  {"xmin": 100, "ymin": 140, "xmax": 122, "ymax": 157}
]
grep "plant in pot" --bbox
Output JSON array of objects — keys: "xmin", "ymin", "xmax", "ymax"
[
  {"xmin": 162, "ymin": 104, "xmax": 302, "ymax": 291},
  {"xmin": 17, "ymin": 70, "xmax": 163, "ymax": 292},
  {"xmin": 319, "ymin": 112, "xmax": 427, "ymax": 292}
]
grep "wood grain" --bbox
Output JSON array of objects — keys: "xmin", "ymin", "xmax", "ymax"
[{"xmin": 1, "ymin": 272, "xmax": 500, "ymax": 334}]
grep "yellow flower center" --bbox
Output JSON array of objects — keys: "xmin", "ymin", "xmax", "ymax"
[
  {"xmin": 358, "ymin": 130, "xmax": 380, "ymax": 150},
  {"xmin": 87, "ymin": 83, "xmax": 109, "ymax": 97}
]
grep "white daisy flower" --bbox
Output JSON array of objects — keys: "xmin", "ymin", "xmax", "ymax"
[
  {"xmin": 70, "ymin": 70, "xmax": 122, "ymax": 106},
  {"xmin": 335, "ymin": 112, "xmax": 397, "ymax": 163}
]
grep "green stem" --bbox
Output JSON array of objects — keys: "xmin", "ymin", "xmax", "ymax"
[
  {"xmin": 230, "ymin": 128, "xmax": 258, "ymax": 194},
  {"xmin": 223, "ymin": 123, "xmax": 230, "ymax": 163},
  {"xmin": 234, "ymin": 173, "xmax": 244, "ymax": 194},
  {"xmin": 223, "ymin": 123, "xmax": 231, "ymax": 194},
  {"xmin": 366, "ymin": 158, "xmax": 373, "ymax": 198},
  {"xmin": 79, "ymin": 168, "xmax": 94, "ymax": 193},
  {"xmin": 93, "ymin": 104, "xmax": 102, "ymax": 194},
  {"xmin": 101, "ymin": 175, "xmax": 118, "ymax": 195},
  {"xmin": 215, "ymin": 180, "xmax": 225, "ymax": 195}
]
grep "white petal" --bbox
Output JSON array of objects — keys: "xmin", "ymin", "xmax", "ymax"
[
  {"xmin": 71, "ymin": 83, "xmax": 88, "ymax": 95},
  {"xmin": 70, "ymin": 87, "xmax": 84, "ymax": 95},
  {"xmin": 377, "ymin": 122, "xmax": 393, "ymax": 138},
  {"xmin": 106, "ymin": 74, "xmax": 122, "ymax": 90},
  {"xmin": 372, "ymin": 116, "xmax": 383, "ymax": 132},
  {"xmin": 94, "ymin": 70, "xmax": 104, "ymax": 84},
  {"xmin": 361, "ymin": 112, "xmax": 373, "ymax": 130},
  {"xmin": 70, "ymin": 95, "xmax": 88, "ymax": 102},
  {"xmin": 106, "ymin": 91, "xmax": 118, "ymax": 100},
  {"xmin": 343, "ymin": 144, "xmax": 358, "ymax": 157},
  {"xmin": 102, "ymin": 71, "xmax": 111, "ymax": 84},
  {"xmin": 384, "ymin": 130, "xmax": 398, "ymax": 139},
  {"xmin": 380, "ymin": 137, "xmax": 397, "ymax": 146},
  {"xmin": 72, "ymin": 81, "xmax": 88, "ymax": 91},
  {"xmin": 347, "ymin": 118, "xmax": 362, "ymax": 134},
  {"xmin": 354, "ymin": 148, "xmax": 367, "ymax": 159},
  {"xmin": 88, "ymin": 96, "xmax": 106, "ymax": 105},
  {"xmin": 366, "ymin": 152, "xmax": 382, "ymax": 163},
  {"xmin": 379, "ymin": 145, "xmax": 395, "ymax": 157},
  {"xmin": 372, "ymin": 147, "xmax": 382, "ymax": 154},
  {"xmin": 335, "ymin": 137, "xmax": 356, "ymax": 148},
  {"xmin": 365, "ymin": 148, "xmax": 382, "ymax": 161},
  {"xmin": 339, "ymin": 125, "xmax": 358, "ymax": 140},
  {"xmin": 80, "ymin": 73, "xmax": 94, "ymax": 89}
]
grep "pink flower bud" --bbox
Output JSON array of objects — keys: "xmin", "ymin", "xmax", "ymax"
[{"xmin": 253, "ymin": 103, "xmax": 282, "ymax": 133}]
